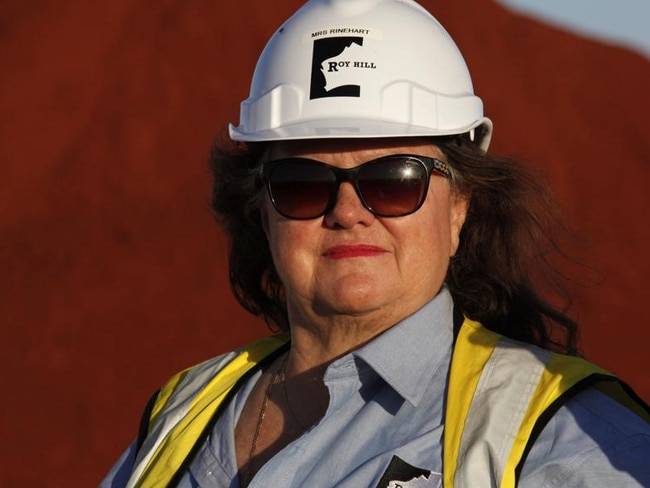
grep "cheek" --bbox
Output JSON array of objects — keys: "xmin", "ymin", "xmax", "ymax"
[
  {"xmin": 262, "ymin": 206, "xmax": 288, "ymax": 274},
  {"xmin": 265, "ymin": 215, "xmax": 290, "ymax": 266},
  {"xmin": 404, "ymin": 189, "xmax": 460, "ymax": 265},
  {"xmin": 263, "ymin": 210, "xmax": 317, "ymax": 283},
  {"xmin": 266, "ymin": 224, "xmax": 296, "ymax": 285},
  {"xmin": 263, "ymin": 201, "xmax": 290, "ymax": 250}
]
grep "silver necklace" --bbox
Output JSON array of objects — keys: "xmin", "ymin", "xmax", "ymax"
[
  {"xmin": 280, "ymin": 363, "xmax": 308, "ymax": 431},
  {"xmin": 244, "ymin": 358, "xmax": 284, "ymax": 486},
  {"xmin": 244, "ymin": 355, "xmax": 313, "ymax": 485}
]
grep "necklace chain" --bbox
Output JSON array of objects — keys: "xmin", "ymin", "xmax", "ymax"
[
  {"xmin": 244, "ymin": 354, "xmax": 315, "ymax": 486},
  {"xmin": 244, "ymin": 357, "xmax": 284, "ymax": 486},
  {"xmin": 279, "ymin": 360, "xmax": 308, "ymax": 431}
]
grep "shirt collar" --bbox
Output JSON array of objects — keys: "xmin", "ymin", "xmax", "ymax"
[{"xmin": 351, "ymin": 287, "xmax": 455, "ymax": 407}]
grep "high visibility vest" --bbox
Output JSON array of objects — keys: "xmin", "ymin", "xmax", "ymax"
[{"xmin": 126, "ymin": 319, "xmax": 649, "ymax": 488}]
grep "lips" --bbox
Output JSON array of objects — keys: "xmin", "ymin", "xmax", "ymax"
[{"xmin": 322, "ymin": 244, "xmax": 386, "ymax": 259}]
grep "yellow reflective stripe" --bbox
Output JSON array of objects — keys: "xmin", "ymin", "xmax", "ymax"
[
  {"xmin": 444, "ymin": 320, "xmax": 616, "ymax": 488},
  {"xmin": 456, "ymin": 338, "xmax": 551, "ymax": 487},
  {"xmin": 149, "ymin": 367, "xmax": 194, "ymax": 428},
  {"xmin": 135, "ymin": 334, "xmax": 289, "ymax": 488},
  {"xmin": 499, "ymin": 349, "xmax": 610, "ymax": 488},
  {"xmin": 443, "ymin": 318, "xmax": 501, "ymax": 488}
]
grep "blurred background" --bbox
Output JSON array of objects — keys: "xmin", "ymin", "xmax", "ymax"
[{"xmin": 1, "ymin": 0, "xmax": 648, "ymax": 486}]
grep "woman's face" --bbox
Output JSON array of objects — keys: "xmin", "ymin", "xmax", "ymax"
[{"xmin": 261, "ymin": 138, "xmax": 468, "ymax": 329}]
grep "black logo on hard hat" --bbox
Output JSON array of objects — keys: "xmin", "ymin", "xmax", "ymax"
[{"xmin": 310, "ymin": 36, "xmax": 363, "ymax": 99}]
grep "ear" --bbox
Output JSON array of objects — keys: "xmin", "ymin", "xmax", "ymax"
[{"xmin": 449, "ymin": 193, "xmax": 469, "ymax": 257}]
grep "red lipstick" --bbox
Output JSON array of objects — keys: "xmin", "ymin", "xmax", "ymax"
[{"xmin": 322, "ymin": 244, "xmax": 386, "ymax": 259}]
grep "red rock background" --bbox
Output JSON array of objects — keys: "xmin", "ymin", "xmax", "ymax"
[{"xmin": 1, "ymin": 0, "xmax": 648, "ymax": 486}]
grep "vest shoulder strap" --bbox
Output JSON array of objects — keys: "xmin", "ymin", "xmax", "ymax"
[
  {"xmin": 443, "ymin": 318, "xmax": 646, "ymax": 488},
  {"xmin": 128, "ymin": 333, "xmax": 289, "ymax": 488}
]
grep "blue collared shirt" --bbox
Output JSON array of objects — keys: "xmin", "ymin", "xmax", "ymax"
[{"xmin": 100, "ymin": 289, "xmax": 650, "ymax": 487}]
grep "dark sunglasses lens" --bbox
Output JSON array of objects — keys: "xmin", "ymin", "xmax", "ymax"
[
  {"xmin": 268, "ymin": 161, "xmax": 335, "ymax": 218},
  {"xmin": 357, "ymin": 158, "xmax": 427, "ymax": 216}
]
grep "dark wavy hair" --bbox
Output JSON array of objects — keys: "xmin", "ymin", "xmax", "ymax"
[{"xmin": 209, "ymin": 133, "xmax": 580, "ymax": 355}]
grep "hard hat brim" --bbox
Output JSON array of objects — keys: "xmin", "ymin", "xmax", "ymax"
[{"xmin": 229, "ymin": 116, "xmax": 492, "ymax": 151}]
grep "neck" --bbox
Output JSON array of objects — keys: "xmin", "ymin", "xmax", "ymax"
[{"xmin": 285, "ymin": 306, "xmax": 403, "ymax": 374}]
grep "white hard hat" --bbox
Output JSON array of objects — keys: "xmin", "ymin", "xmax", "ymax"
[{"xmin": 229, "ymin": 0, "xmax": 493, "ymax": 150}]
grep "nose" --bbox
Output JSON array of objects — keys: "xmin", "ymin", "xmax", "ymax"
[{"xmin": 323, "ymin": 181, "xmax": 375, "ymax": 228}]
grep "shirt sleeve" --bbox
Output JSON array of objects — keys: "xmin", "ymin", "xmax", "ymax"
[
  {"xmin": 98, "ymin": 441, "xmax": 137, "ymax": 488},
  {"xmin": 519, "ymin": 387, "xmax": 650, "ymax": 487}
]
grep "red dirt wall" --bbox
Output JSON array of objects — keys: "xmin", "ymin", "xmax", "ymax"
[{"xmin": 1, "ymin": 1, "xmax": 648, "ymax": 486}]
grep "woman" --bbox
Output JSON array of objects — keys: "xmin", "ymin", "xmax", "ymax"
[{"xmin": 101, "ymin": 0, "xmax": 649, "ymax": 486}]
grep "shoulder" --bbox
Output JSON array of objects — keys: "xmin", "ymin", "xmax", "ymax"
[
  {"xmin": 520, "ymin": 387, "xmax": 650, "ymax": 487},
  {"xmin": 158, "ymin": 334, "xmax": 290, "ymax": 410}
]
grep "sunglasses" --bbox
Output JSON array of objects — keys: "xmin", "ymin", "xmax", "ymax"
[{"xmin": 262, "ymin": 154, "xmax": 451, "ymax": 219}]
